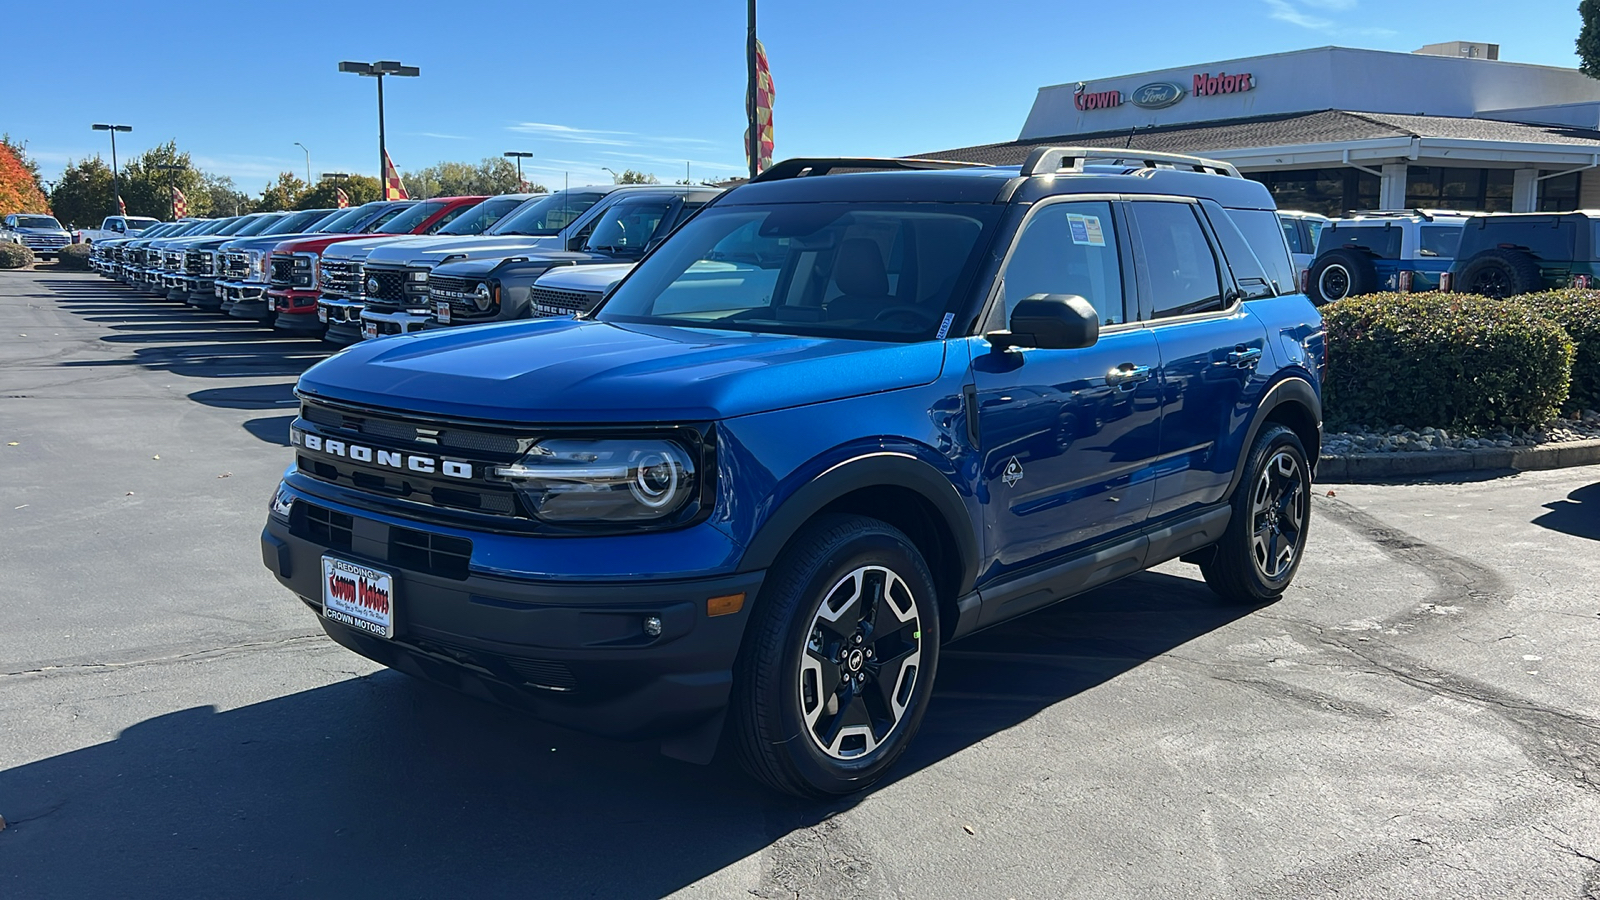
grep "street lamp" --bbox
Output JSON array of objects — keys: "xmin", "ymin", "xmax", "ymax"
[
  {"xmin": 338, "ymin": 60, "xmax": 420, "ymax": 197},
  {"xmin": 601, "ymin": 166, "xmax": 620, "ymax": 183},
  {"xmin": 91, "ymin": 123, "xmax": 132, "ymax": 216},
  {"xmin": 153, "ymin": 163, "xmax": 185, "ymax": 219},
  {"xmin": 293, "ymin": 142, "xmax": 311, "ymax": 184},
  {"xmin": 504, "ymin": 150, "xmax": 533, "ymax": 189}
]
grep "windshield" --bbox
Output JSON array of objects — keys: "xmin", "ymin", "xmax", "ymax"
[
  {"xmin": 232, "ymin": 214, "xmax": 285, "ymax": 237},
  {"xmin": 210, "ymin": 217, "xmax": 254, "ymax": 237},
  {"xmin": 314, "ymin": 205, "xmax": 380, "ymax": 234},
  {"xmin": 262, "ymin": 209, "xmax": 334, "ymax": 235},
  {"xmin": 488, "ymin": 191, "xmax": 605, "ymax": 236},
  {"xmin": 375, "ymin": 201, "xmax": 440, "ymax": 234},
  {"xmin": 584, "ymin": 198, "xmax": 673, "ymax": 256},
  {"xmin": 365, "ymin": 205, "xmax": 412, "ymax": 233},
  {"xmin": 597, "ymin": 203, "xmax": 1002, "ymax": 342},
  {"xmin": 438, "ymin": 196, "xmax": 526, "ymax": 235},
  {"xmin": 1419, "ymin": 225, "xmax": 1463, "ymax": 258},
  {"xmin": 128, "ymin": 218, "xmax": 160, "ymax": 229},
  {"xmin": 18, "ymin": 216, "xmax": 62, "ymax": 229}
]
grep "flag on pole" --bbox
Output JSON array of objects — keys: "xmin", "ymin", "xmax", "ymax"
[
  {"xmin": 744, "ymin": 40, "xmax": 775, "ymax": 174},
  {"xmin": 383, "ymin": 151, "xmax": 409, "ymax": 200},
  {"xmin": 171, "ymin": 186, "xmax": 187, "ymax": 218},
  {"xmin": 335, "ymin": 187, "xmax": 350, "ymax": 209},
  {"xmin": 116, "ymin": 196, "xmax": 127, "ymax": 216}
]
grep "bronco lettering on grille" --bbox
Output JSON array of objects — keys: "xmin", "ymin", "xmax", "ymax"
[{"xmin": 293, "ymin": 428, "xmax": 473, "ymax": 479}]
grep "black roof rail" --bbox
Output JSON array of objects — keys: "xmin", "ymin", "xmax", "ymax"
[
  {"xmin": 751, "ymin": 157, "xmax": 985, "ymax": 183},
  {"xmin": 1342, "ymin": 208, "xmax": 1484, "ymax": 221},
  {"xmin": 1020, "ymin": 146, "xmax": 1241, "ymax": 178}
]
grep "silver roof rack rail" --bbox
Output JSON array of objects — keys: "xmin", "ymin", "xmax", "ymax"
[
  {"xmin": 752, "ymin": 157, "xmax": 984, "ymax": 183},
  {"xmin": 1020, "ymin": 146, "xmax": 1241, "ymax": 178}
]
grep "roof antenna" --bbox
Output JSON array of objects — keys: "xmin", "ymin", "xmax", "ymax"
[{"xmin": 1124, "ymin": 124, "xmax": 1139, "ymax": 149}]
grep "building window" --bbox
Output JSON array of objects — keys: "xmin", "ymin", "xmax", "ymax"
[
  {"xmin": 1246, "ymin": 168, "xmax": 1380, "ymax": 218},
  {"xmin": 1539, "ymin": 171, "xmax": 1581, "ymax": 212},
  {"xmin": 1405, "ymin": 167, "xmax": 1515, "ymax": 212}
]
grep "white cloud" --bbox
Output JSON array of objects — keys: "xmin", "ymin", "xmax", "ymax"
[
  {"xmin": 409, "ymin": 131, "xmax": 470, "ymax": 140},
  {"xmin": 1264, "ymin": 0, "xmax": 1333, "ymax": 29},
  {"xmin": 1263, "ymin": 0, "xmax": 1390, "ymax": 36},
  {"xmin": 507, "ymin": 122, "xmax": 636, "ymax": 147}
]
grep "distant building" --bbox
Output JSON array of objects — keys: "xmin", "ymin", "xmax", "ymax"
[{"xmin": 925, "ymin": 44, "xmax": 1600, "ymax": 217}]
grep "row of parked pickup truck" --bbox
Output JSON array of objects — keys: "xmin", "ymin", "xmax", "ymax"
[{"xmin": 86, "ymin": 183, "xmax": 722, "ymax": 339}]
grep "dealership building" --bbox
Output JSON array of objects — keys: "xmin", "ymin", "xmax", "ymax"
[{"xmin": 928, "ymin": 42, "xmax": 1600, "ymax": 217}]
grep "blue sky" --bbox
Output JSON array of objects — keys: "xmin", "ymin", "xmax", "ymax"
[{"xmin": 7, "ymin": 0, "xmax": 1588, "ymax": 193}]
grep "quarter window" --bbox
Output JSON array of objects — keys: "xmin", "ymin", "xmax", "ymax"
[
  {"xmin": 1131, "ymin": 201, "xmax": 1225, "ymax": 318},
  {"xmin": 999, "ymin": 201, "xmax": 1125, "ymax": 326}
]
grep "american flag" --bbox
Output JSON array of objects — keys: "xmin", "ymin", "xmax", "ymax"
[
  {"xmin": 335, "ymin": 187, "xmax": 350, "ymax": 209},
  {"xmin": 745, "ymin": 39, "xmax": 775, "ymax": 174},
  {"xmin": 383, "ymin": 151, "xmax": 409, "ymax": 201},
  {"xmin": 171, "ymin": 186, "xmax": 187, "ymax": 218}
]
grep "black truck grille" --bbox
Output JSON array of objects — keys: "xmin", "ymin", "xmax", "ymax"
[
  {"xmin": 365, "ymin": 267, "xmax": 408, "ymax": 303},
  {"xmin": 529, "ymin": 287, "xmax": 597, "ymax": 317},
  {"xmin": 289, "ymin": 501, "xmax": 474, "ymax": 581},
  {"xmin": 270, "ymin": 256, "xmax": 296, "ymax": 287},
  {"xmin": 297, "ymin": 453, "xmax": 520, "ymax": 516},
  {"xmin": 222, "ymin": 251, "xmax": 250, "ymax": 279},
  {"xmin": 320, "ymin": 259, "xmax": 361, "ymax": 298},
  {"xmin": 301, "ymin": 401, "xmax": 520, "ymax": 455},
  {"xmin": 184, "ymin": 250, "xmax": 212, "ymax": 275}
]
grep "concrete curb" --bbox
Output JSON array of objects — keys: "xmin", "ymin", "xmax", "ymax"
[{"xmin": 1318, "ymin": 438, "xmax": 1600, "ymax": 482}]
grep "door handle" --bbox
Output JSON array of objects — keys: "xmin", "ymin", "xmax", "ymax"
[
  {"xmin": 1227, "ymin": 346, "xmax": 1263, "ymax": 368},
  {"xmin": 1105, "ymin": 363, "xmax": 1152, "ymax": 389}
]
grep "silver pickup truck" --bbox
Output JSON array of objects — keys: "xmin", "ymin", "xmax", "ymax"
[{"xmin": 2, "ymin": 213, "xmax": 73, "ymax": 260}]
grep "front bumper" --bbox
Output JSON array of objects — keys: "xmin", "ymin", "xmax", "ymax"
[
  {"xmin": 261, "ymin": 501, "xmax": 762, "ymax": 741},
  {"xmin": 219, "ymin": 280, "xmax": 268, "ymax": 314},
  {"xmin": 182, "ymin": 276, "xmax": 221, "ymax": 307},
  {"xmin": 318, "ymin": 297, "xmax": 366, "ymax": 344},
  {"xmin": 360, "ymin": 307, "xmax": 433, "ymax": 337}
]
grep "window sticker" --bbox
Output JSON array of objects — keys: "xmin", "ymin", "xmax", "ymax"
[
  {"xmin": 1067, "ymin": 213, "xmax": 1106, "ymax": 247},
  {"xmin": 936, "ymin": 312, "xmax": 955, "ymax": 339}
]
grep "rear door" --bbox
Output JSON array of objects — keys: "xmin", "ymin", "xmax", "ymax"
[{"xmin": 1128, "ymin": 198, "xmax": 1269, "ymax": 520}]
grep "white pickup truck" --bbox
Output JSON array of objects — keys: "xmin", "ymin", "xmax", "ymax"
[{"xmin": 73, "ymin": 215, "xmax": 162, "ymax": 245}]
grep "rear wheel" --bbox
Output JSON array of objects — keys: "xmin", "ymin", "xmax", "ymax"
[
  {"xmin": 732, "ymin": 514, "xmax": 939, "ymax": 797},
  {"xmin": 1201, "ymin": 425, "xmax": 1311, "ymax": 605},
  {"xmin": 1306, "ymin": 249, "xmax": 1376, "ymax": 305},
  {"xmin": 1458, "ymin": 249, "xmax": 1542, "ymax": 298}
]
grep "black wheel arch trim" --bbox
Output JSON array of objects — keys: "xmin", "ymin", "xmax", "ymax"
[
  {"xmin": 735, "ymin": 451, "xmax": 980, "ymax": 601},
  {"xmin": 1225, "ymin": 375, "xmax": 1322, "ymax": 498}
]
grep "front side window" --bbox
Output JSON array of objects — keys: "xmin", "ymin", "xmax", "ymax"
[
  {"xmin": 584, "ymin": 199, "xmax": 674, "ymax": 255},
  {"xmin": 999, "ymin": 200, "xmax": 1125, "ymax": 326},
  {"xmin": 1131, "ymin": 201, "xmax": 1224, "ymax": 318},
  {"xmin": 598, "ymin": 202, "xmax": 1001, "ymax": 342},
  {"xmin": 364, "ymin": 206, "xmax": 412, "ymax": 233}
]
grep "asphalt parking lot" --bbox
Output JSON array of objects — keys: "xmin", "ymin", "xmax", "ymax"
[{"xmin": 3, "ymin": 268, "xmax": 1599, "ymax": 899}]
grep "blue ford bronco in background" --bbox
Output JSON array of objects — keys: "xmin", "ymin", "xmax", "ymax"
[{"xmin": 262, "ymin": 148, "xmax": 1326, "ymax": 797}]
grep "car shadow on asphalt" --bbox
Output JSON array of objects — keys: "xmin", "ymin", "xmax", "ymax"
[
  {"xmin": 1532, "ymin": 481, "xmax": 1600, "ymax": 541},
  {"xmin": 0, "ymin": 570, "xmax": 1253, "ymax": 898}
]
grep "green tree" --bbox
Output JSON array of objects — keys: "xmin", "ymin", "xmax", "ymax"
[
  {"xmin": 401, "ymin": 157, "xmax": 538, "ymax": 199},
  {"xmin": 1582, "ymin": 0, "xmax": 1600, "ymax": 78},
  {"xmin": 612, "ymin": 169, "xmax": 659, "ymax": 185},
  {"xmin": 296, "ymin": 174, "xmax": 382, "ymax": 210},
  {"xmin": 255, "ymin": 172, "xmax": 309, "ymax": 211},
  {"xmin": 49, "ymin": 157, "xmax": 115, "ymax": 229},
  {"xmin": 121, "ymin": 141, "xmax": 209, "ymax": 219},
  {"xmin": 202, "ymin": 173, "xmax": 250, "ymax": 217}
]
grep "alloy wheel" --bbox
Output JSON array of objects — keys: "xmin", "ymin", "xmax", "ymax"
[
  {"xmin": 1250, "ymin": 450, "xmax": 1305, "ymax": 581},
  {"xmin": 798, "ymin": 565, "xmax": 922, "ymax": 760},
  {"xmin": 1472, "ymin": 267, "xmax": 1511, "ymax": 298}
]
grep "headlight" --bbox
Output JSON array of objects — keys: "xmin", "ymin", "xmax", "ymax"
[
  {"xmin": 473, "ymin": 282, "xmax": 495, "ymax": 311},
  {"xmin": 491, "ymin": 438, "xmax": 697, "ymax": 523},
  {"xmin": 407, "ymin": 270, "xmax": 428, "ymax": 282}
]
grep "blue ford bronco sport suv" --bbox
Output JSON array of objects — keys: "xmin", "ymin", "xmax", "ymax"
[{"xmin": 262, "ymin": 148, "xmax": 1325, "ymax": 797}]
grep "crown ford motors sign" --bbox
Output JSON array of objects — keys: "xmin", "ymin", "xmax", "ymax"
[{"xmin": 1130, "ymin": 82, "xmax": 1186, "ymax": 109}]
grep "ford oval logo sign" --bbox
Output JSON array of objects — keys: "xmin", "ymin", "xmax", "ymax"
[
  {"xmin": 366, "ymin": 277, "xmax": 380, "ymax": 294},
  {"xmin": 1130, "ymin": 82, "xmax": 1186, "ymax": 110}
]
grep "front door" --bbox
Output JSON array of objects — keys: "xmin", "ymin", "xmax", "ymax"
[{"xmin": 971, "ymin": 199, "xmax": 1163, "ymax": 584}]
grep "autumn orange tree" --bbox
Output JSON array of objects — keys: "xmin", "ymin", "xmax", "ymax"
[{"xmin": 0, "ymin": 139, "xmax": 51, "ymax": 217}]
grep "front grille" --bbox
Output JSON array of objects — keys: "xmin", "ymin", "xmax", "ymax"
[
  {"xmin": 366, "ymin": 267, "xmax": 408, "ymax": 303},
  {"xmin": 301, "ymin": 402, "xmax": 519, "ymax": 455},
  {"xmin": 388, "ymin": 526, "xmax": 472, "ymax": 580},
  {"xmin": 291, "ymin": 502, "xmax": 353, "ymax": 551},
  {"xmin": 270, "ymin": 256, "xmax": 296, "ymax": 287},
  {"xmin": 529, "ymin": 287, "xmax": 597, "ymax": 317},
  {"xmin": 184, "ymin": 250, "xmax": 213, "ymax": 275},
  {"xmin": 298, "ymin": 454, "xmax": 520, "ymax": 515},
  {"xmin": 320, "ymin": 259, "xmax": 361, "ymax": 298},
  {"xmin": 21, "ymin": 235, "xmax": 68, "ymax": 249},
  {"xmin": 429, "ymin": 275, "xmax": 494, "ymax": 322},
  {"xmin": 163, "ymin": 250, "xmax": 183, "ymax": 270},
  {"xmin": 222, "ymin": 251, "xmax": 250, "ymax": 279}
]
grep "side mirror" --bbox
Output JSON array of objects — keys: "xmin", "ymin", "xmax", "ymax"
[{"xmin": 987, "ymin": 294, "xmax": 1100, "ymax": 352}]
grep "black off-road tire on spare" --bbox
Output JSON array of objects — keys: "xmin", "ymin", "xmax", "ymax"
[
  {"xmin": 1306, "ymin": 249, "xmax": 1377, "ymax": 305},
  {"xmin": 1200, "ymin": 424, "xmax": 1311, "ymax": 605},
  {"xmin": 1457, "ymin": 248, "xmax": 1543, "ymax": 299},
  {"xmin": 731, "ymin": 514, "xmax": 940, "ymax": 798}
]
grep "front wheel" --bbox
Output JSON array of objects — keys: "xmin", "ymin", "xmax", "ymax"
[
  {"xmin": 732, "ymin": 514, "xmax": 940, "ymax": 797},
  {"xmin": 1201, "ymin": 424, "xmax": 1311, "ymax": 604}
]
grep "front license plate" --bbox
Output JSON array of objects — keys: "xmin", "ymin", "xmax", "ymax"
[
  {"xmin": 362, "ymin": 322, "xmax": 377, "ymax": 339},
  {"xmin": 321, "ymin": 557, "xmax": 394, "ymax": 639},
  {"xmin": 317, "ymin": 306, "xmax": 328, "ymax": 322},
  {"xmin": 436, "ymin": 302, "xmax": 451, "ymax": 324}
]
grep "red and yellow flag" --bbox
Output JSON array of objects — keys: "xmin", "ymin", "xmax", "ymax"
[
  {"xmin": 745, "ymin": 39, "xmax": 775, "ymax": 174},
  {"xmin": 383, "ymin": 151, "xmax": 409, "ymax": 201},
  {"xmin": 335, "ymin": 187, "xmax": 350, "ymax": 209},
  {"xmin": 171, "ymin": 186, "xmax": 187, "ymax": 218}
]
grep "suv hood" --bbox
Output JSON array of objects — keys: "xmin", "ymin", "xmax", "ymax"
[
  {"xmin": 297, "ymin": 318, "xmax": 947, "ymax": 423},
  {"xmin": 535, "ymin": 262, "xmax": 635, "ymax": 292},
  {"xmin": 321, "ymin": 233, "xmax": 427, "ymax": 261},
  {"xmin": 14, "ymin": 226, "xmax": 70, "ymax": 236},
  {"xmin": 432, "ymin": 251, "xmax": 604, "ymax": 279},
  {"xmin": 363, "ymin": 234, "xmax": 565, "ymax": 267},
  {"xmin": 219, "ymin": 232, "xmax": 323, "ymax": 253}
]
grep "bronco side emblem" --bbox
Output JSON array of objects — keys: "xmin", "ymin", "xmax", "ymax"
[{"xmin": 1003, "ymin": 457, "xmax": 1024, "ymax": 487}]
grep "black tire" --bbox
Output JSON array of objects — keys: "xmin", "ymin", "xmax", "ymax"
[
  {"xmin": 1458, "ymin": 249, "xmax": 1543, "ymax": 299},
  {"xmin": 731, "ymin": 514, "xmax": 940, "ymax": 798},
  {"xmin": 1306, "ymin": 250, "xmax": 1376, "ymax": 305},
  {"xmin": 1200, "ymin": 425, "xmax": 1311, "ymax": 605}
]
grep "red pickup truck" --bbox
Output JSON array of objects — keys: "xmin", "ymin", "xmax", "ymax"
[{"xmin": 250, "ymin": 196, "xmax": 487, "ymax": 335}]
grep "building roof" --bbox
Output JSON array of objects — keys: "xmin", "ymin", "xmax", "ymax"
[{"xmin": 919, "ymin": 109, "xmax": 1600, "ymax": 166}]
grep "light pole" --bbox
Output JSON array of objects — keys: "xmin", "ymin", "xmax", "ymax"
[
  {"xmin": 153, "ymin": 163, "xmax": 184, "ymax": 219},
  {"xmin": 92, "ymin": 123, "xmax": 132, "ymax": 215},
  {"xmin": 601, "ymin": 166, "xmax": 620, "ymax": 183},
  {"xmin": 504, "ymin": 151, "xmax": 533, "ymax": 189},
  {"xmin": 338, "ymin": 60, "xmax": 420, "ymax": 197},
  {"xmin": 321, "ymin": 172, "xmax": 351, "ymax": 207},
  {"xmin": 293, "ymin": 142, "xmax": 311, "ymax": 184},
  {"xmin": 746, "ymin": 0, "xmax": 759, "ymax": 181}
]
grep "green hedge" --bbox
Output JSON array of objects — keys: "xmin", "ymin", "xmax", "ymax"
[
  {"xmin": 1323, "ymin": 291, "xmax": 1574, "ymax": 430},
  {"xmin": 55, "ymin": 242, "xmax": 91, "ymax": 270},
  {"xmin": 1521, "ymin": 289, "xmax": 1600, "ymax": 413},
  {"xmin": 0, "ymin": 242, "xmax": 30, "ymax": 268}
]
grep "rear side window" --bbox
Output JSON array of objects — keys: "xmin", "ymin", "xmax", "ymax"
[
  {"xmin": 1279, "ymin": 217, "xmax": 1305, "ymax": 254},
  {"xmin": 1226, "ymin": 207, "xmax": 1297, "ymax": 296},
  {"xmin": 1316, "ymin": 224, "xmax": 1402, "ymax": 259},
  {"xmin": 1419, "ymin": 225, "xmax": 1463, "ymax": 258},
  {"xmin": 1131, "ymin": 201, "xmax": 1225, "ymax": 318},
  {"xmin": 1000, "ymin": 200, "xmax": 1126, "ymax": 325}
]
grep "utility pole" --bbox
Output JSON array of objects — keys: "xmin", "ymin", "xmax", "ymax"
[
  {"xmin": 338, "ymin": 61, "xmax": 420, "ymax": 195},
  {"xmin": 92, "ymin": 123, "xmax": 132, "ymax": 215},
  {"xmin": 747, "ymin": 0, "xmax": 759, "ymax": 181}
]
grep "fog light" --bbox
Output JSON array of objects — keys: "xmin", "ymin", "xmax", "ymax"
[{"xmin": 643, "ymin": 616, "xmax": 663, "ymax": 637}]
